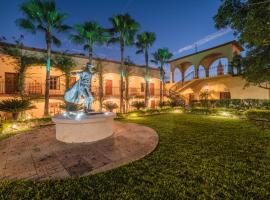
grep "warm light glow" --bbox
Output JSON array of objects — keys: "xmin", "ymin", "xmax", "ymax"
[
  {"xmin": 129, "ymin": 113, "xmax": 138, "ymax": 117},
  {"xmin": 11, "ymin": 124, "xmax": 17, "ymax": 129},
  {"xmin": 173, "ymin": 109, "xmax": 182, "ymax": 113},
  {"xmin": 220, "ymin": 111, "xmax": 231, "ymax": 117}
]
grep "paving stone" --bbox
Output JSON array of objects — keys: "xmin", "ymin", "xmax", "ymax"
[{"xmin": 0, "ymin": 121, "xmax": 158, "ymax": 180}]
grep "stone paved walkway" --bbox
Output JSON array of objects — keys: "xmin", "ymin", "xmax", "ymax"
[{"xmin": 0, "ymin": 121, "xmax": 158, "ymax": 180}]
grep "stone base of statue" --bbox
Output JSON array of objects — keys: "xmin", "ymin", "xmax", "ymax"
[{"xmin": 52, "ymin": 112, "xmax": 116, "ymax": 143}]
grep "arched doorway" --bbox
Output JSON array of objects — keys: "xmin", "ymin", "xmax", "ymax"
[
  {"xmin": 173, "ymin": 67, "xmax": 182, "ymax": 82},
  {"xmin": 184, "ymin": 65, "xmax": 195, "ymax": 81},
  {"xmin": 198, "ymin": 65, "xmax": 206, "ymax": 78},
  {"xmin": 208, "ymin": 58, "xmax": 229, "ymax": 77}
]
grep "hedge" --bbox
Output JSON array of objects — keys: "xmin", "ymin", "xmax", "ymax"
[
  {"xmin": 245, "ymin": 109, "xmax": 270, "ymax": 121},
  {"xmin": 191, "ymin": 99, "xmax": 270, "ymax": 110}
]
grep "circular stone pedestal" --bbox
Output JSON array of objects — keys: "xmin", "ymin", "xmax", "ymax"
[{"xmin": 52, "ymin": 112, "xmax": 116, "ymax": 143}]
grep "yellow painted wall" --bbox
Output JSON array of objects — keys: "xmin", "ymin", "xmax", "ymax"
[
  {"xmin": 0, "ymin": 51, "xmax": 161, "ymax": 118},
  {"xmin": 173, "ymin": 75, "xmax": 270, "ymax": 100}
]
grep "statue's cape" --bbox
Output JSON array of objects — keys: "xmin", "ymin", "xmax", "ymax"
[{"xmin": 64, "ymin": 81, "xmax": 81, "ymax": 104}]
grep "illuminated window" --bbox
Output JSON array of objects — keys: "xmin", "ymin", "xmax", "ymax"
[
  {"xmin": 220, "ymin": 92, "xmax": 231, "ymax": 99},
  {"xmin": 150, "ymin": 83, "xmax": 155, "ymax": 96},
  {"xmin": 105, "ymin": 80, "xmax": 113, "ymax": 95},
  {"xmin": 49, "ymin": 76, "xmax": 60, "ymax": 90},
  {"xmin": 141, "ymin": 83, "xmax": 145, "ymax": 92}
]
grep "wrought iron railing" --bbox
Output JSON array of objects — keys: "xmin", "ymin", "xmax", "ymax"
[{"xmin": 91, "ymin": 86, "xmax": 160, "ymax": 98}]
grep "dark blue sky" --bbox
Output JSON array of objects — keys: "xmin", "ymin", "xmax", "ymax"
[{"xmin": 0, "ymin": 0, "xmax": 235, "ymax": 69}]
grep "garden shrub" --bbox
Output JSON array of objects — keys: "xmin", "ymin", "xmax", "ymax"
[
  {"xmin": 211, "ymin": 108, "xmax": 244, "ymax": 116},
  {"xmin": 131, "ymin": 101, "xmax": 146, "ymax": 110},
  {"xmin": 192, "ymin": 99, "xmax": 270, "ymax": 110},
  {"xmin": 103, "ymin": 101, "xmax": 118, "ymax": 112},
  {"xmin": 245, "ymin": 109, "xmax": 270, "ymax": 121},
  {"xmin": 160, "ymin": 106, "xmax": 174, "ymax": 113},
  {"xmin": 116, "ymin": 112, "xmax": 125, "ymax": 119},
  {"xmin": 0, "ymin": 98, "xmax": 36, "ymax": 120},
  {"xmin": 189, "ymin": 107, "xmax": 210, "ymax": 115},
  {"xmin": 145, "ymin": 109, "xmax": 160, "ymax": 115}
]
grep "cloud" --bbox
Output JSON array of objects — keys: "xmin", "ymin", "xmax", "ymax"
[{"xmin": 174, "ymin": 28, "xmax": 232, "ymax": 55}]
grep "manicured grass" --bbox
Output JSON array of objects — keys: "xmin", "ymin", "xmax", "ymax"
[{"xmin": 1, "ymin": 114, "xmax": 270, "ymax": 199}]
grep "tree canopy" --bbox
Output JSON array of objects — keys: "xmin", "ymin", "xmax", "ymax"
[{"xmin": 214, "ymin": 0, "xmax": 270, "ymax": 89}]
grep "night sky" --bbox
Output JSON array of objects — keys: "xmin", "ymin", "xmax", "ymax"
[{"xmin": 0, "ymin": 0, "xmax": 235, "ymax": 71}]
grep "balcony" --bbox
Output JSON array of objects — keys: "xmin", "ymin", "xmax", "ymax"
[
  {"xmin": 0, "ymin": 81, "xmax": 161, "ymax": 99},
  {"xmin": 92, "ymin": 86, "xmax": 160, "ymax": 99}
]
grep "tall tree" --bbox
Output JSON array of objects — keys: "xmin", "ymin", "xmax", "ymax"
[
  {"xmin": 136, "ymin": 32, "xmax": 156, "ymax": 107},
  {"xmin": 95, "ymin": 58, "xmax": 107, "ymax": 112},
  {"xmin": 70, "ymin": 21, "xmax": 109, "ymax": 66},
  {"xmin": 124, "ymin": 57, "xmax": 135, "ymax": 113},
  {"xmin": 53, "ymin": 53, "xmax": 76, "ymax": 90},
  {"xmin": 17, "ymin": 0, "xmax": 70, "ymax": 116},
  {"xmin": 214, "ymin": 0, "xmax": 270, "ymax": 90},
  {"xmin": 152, "ymin": 48, "xmax": 173, "ymax": 105},
  {"xmin": 0, "ymin": 35, "xmax": 45, "ymax": 96},
  {"xmin": 109, "ymin": 13, "xmax": 140, "ymax": 113}
]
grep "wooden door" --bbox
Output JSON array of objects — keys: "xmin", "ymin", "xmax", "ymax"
[
  {"xmin": 150, "ymin": 83, "xmax": 154, "ymax": 96},
  {"xmin": 105, "ymin": 80, "xmax": 112, "ymax": 95},
  {"xmin": 5, "ymin": 73, "xmax": 18, "ymax": 94},
  {"xmin": 151, "ymin": 100, "xmax": 155, "ymax": 108}
]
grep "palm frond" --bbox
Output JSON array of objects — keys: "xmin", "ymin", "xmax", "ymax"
[
  {"xmin": 16, "ymin": 19, "xmax": 36, "ymax": 33},
  {"xmin": 52, "ymin": 36, "xmax": 61, "ymax": 47},
  {"xmin": 0, "ymin": 98, "xmax": 36, "ymax": 113}
]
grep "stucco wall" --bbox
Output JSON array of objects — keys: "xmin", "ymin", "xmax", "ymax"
[{"xmin": 177, "ymin": 76, "xmax": 270, "ymax": 100}]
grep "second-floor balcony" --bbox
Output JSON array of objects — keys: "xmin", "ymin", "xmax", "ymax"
[{"xmin": 0, "ymin": 80, "xmax": 161, "ymax": 99}]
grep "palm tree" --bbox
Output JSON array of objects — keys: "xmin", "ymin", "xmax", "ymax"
[
  {"xmin": 151, "ymin": 48, "xmax": 173, "ymax": 105},
  {"xmin": 17, "ymin": 0, "xmax": 70, "ymax": 116},
  {"xmin": 109, "ymin": 13, "xmax": 140, "ymax": 113},
  {"xmin": 0, "ymin": 35, "xmax": 46, "ymax": 96},
  {"xmin": 136, "ymin": 32, "xmax": 156, "ymax": 107},
  {"xmin": 124, "ymin": 57, "xmax": 135, "ymax": 113},
  {"xmin": 70, "ymin": 21, "xmax": 109, "ymax": 65},
  {"xmin": 95, "ymin": 58, "xmax": 107, "ymax": 112},
  {"xmin": 53, "ymin": 53, "xmax": 76, "ymax": 90},
  {"xmin": 0, "ymin": 98, "xmax": 35, "ymax": 120}
]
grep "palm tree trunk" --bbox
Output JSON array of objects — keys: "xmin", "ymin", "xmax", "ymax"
[
  {"xmin": 120, "ymin": 42, "xmax": 124, "ymax": 113},
  {"xmin": 145, "ymin": 49, "xmax": 149, "ymax": 108},
  {"xmin": 160, "ymin": 66, "xmax": 163, "ymax": 105},
  {"xmin": 98, "ymin": 62, "xmax": 104, "ymax": 112},
  {"xmin": 44, "ymin": 40, "xmax": 51, "ymax": 116},
  {"xmin": 18, "ymin": 69, "xmax": 25, "ymax": 97},
  {"xmin": 125, "ymin": 76, "xmax": 129, "ymax": 113},
  {"xmin": 65, "ymin": 74, "xmax": 70, "ymax": 91},
  {"xmin": 89, "ymin": 46, "xmax": 93, "ymax": 65}
]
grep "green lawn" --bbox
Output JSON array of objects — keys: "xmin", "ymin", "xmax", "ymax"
[{"xmin": 1, "ymin": 114, "xmax": 270, "ymax": 199}]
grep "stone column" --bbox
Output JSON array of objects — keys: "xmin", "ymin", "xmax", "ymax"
[
  {"xmin": 181, "ymin": 70, "xmax": 185, "ymax": 83},
  {"xmin": 170, "ymin": 70, "xmax": 174, "ymax": 84},
  {"xmin": 227, "ymin": 57, "xmax": 233, "ymax": 75},
  {"xmin": 194, "ymin": 65, "xmax": 199, "ymax": 79},
  {"xmin": 205, "ymin": 68, "xmax": 210, "ymax": 77}
]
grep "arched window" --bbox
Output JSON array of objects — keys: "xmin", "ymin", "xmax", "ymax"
[
  {"xmin": 184, "ymin": 65, "xmax": 195, "ymax": 81},
  {"xmin": 209, "ymin": 58, "xmax": 228, "ymax": 77},
  {"xmin": 174, "ymin": 67, "xmax": 182, "ymax": 82},
  {"xmin": 198, "ymin": 65, "xmax": 206, "ymax": 78}
]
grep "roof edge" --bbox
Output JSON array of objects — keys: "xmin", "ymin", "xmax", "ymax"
[
  {"xmin": 0, "ymin": 42, "xmax": 159, "ymax": 71},
  {"xmin": 170, "ymin": 40, "xmax": 244, "ymax": 63}
]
